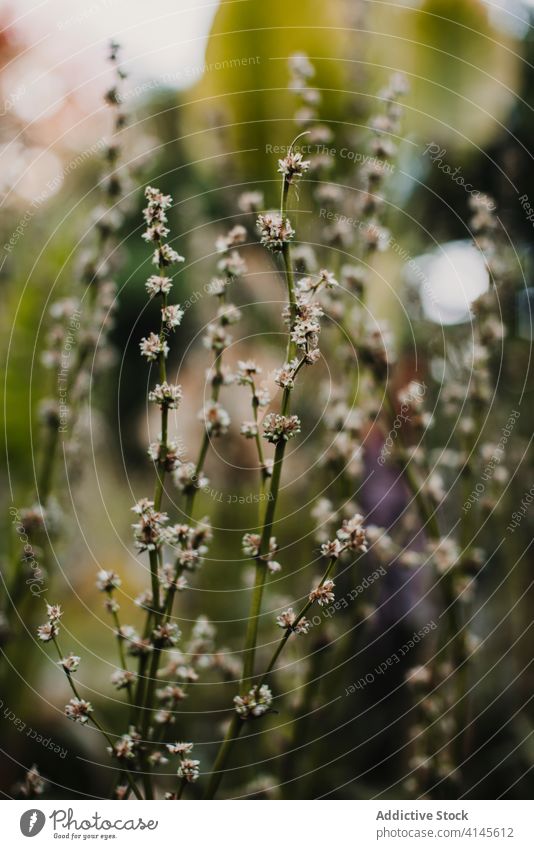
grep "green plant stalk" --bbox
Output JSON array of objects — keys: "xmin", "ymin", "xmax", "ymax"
[
  {"xmin": 205, "ymin": 553, "xmax": 340, "ymax": 800},
  {"xmin": 184, "ymin": 290, "xmax": 227, "ymax": 520},
  {"xmin": 205, "ymin": 149, "xmax": 306, "ymax": 799},
  {"xmin": 258, "ymin": 554, "xmax": 338, "ymax": 687},
  {"xmin": 52, "ymin": 636, "xmax": 142, "ymax": 800},
  {"xmin": 203, "ymin": 712, "xmax": 243, "ymax": 799},
  {"xmin": 240, "ymin": 176, "xmax": 298, "ymax": 688}
]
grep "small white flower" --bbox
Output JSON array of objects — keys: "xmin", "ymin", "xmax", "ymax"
[
  {"xmin": 65, "ymin": 697, "xmax": 93, "ymax": 725},
  {"xmin": 257, "ymin": 212, "xmax": 295, "ymax": 252},
  {"xmin": 59, "ymin": 654, "xmax": 80, "ymax": 673},
  {"xmin": 198, "ymin": 401, "xmax": 230, "ymax": 436},
  {"xmin": 162, "ymin": 304, "xmax": 184, "ymax": 330},
  {"xmin": 263, "ymin": 413, "xmax": 301, "ymax": 443},
  {"xmin": 96, "ymin": 570, "xmax": 122, "ymax": 592},
  {"xmin": 139, "ymin": 332, "xmax": 169, "ymax": 361},
  {"xmin": 309, "ymin": 579, "xmax": 335, "ymax": 606},
  {"xmin": 178, "ymin": 758, "xmax": 200, "ymax": 782},
  {"xmin": 234, "ymin": 684, "xmax": 273, "ymax": 719},
  {"xmin": 153, "ymin": 243, "xmax": 184, "ymax": 267},
  {"xmin": 167, "ymin": 741, "xmax": 194, "ymax": 755},
  {"xmin": 148, "ymin": 382, "xmax": 182, "ymax": 409}
]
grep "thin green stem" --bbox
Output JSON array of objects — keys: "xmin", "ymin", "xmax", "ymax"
[
  {"xmin": 258, "ymin": 554, "xmax": 339, "ymax": 688},
  {"xmin": 52, "ymin": 637, "xmax": 142, "ymax": 800},
  {"xmin": 204, "ymin": 713, "xmax": 243, "ymax": 799}
]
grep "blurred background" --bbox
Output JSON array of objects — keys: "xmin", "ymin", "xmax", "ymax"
[{"xmin": 1, "ymin": 0, "xmax": 533, "ymax": 800}]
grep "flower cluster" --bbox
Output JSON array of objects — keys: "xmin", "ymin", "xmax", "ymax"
[
  {"xmin": 65, "ymin": 697, "xmax": 94, "ymax": 725},
  {"xmin": 276, "ymin": 608, "xmax": 311, "ymax": 634},
  {"xmin": 262, "ymin": 413, "xmax": 301, "ymax": 444},
  {"xmin": 131, "ymin": 499, "xmax": 170, "ymax": 552},
  {"xmin": 148, "ymin": 382, "xmax": 182, "ymax": 409},
  {"xmin": 234, "ymin": 684, "xmax": 273, "ymax": 719},
  {"xmin": 36, "ymin": 603, "xmax": 62, "ymax": 642},
  {"xmin": 278, "ymin": 150, "xmax": 310, "ymax": 184},
  {"xmin": 256, "ymin": 211, "xmax": 295, "ymax": 252},
  {"xmin": 242, "ymin": 533, "xmax": 281, "ymax": 573},
  {"xmin": 309, "ymin": 578, "xmax": 336, "ymax": 607}
]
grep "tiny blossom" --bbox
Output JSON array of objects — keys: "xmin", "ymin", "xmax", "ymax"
[
  {"xmin": 406, "ymin": 665, "xmax": 432, "ymax": 687},
  {"xmin": 318, "ymin": 268, "xmax": 338, "ymax": 288},
  {"xmin": 278, "ymin": 151, "xmax": 310, "ymax": 183},
  {"xmin": 276, "ymin": 607, "xmax": 311, "ymax": 634},
  {"xmin": 156, "ymin": 684, "xmax": 187, "ymax": 704},
  {"xmin": 274, "ymin": 357, "xmax": 299, "ymax": 389},
  {"xmin": 206, "ymin": 364, "xmax": 235, "ymax": 386},
  {"xmin": 154, "ymin": 709, "xmax": 175, "ymax": 725},
  {"xmin": 198, "ymin": 401, "xmax": 230, "ymax": 436},
  {"xmin": 309, "ymin": 579, "xmax": 335, "ymax": 606},
  {"xmin": 238, "ymin": 191, "xmax": 264, "ymax": 213},
  {"xmin": 96, "ymin": 569, "xmax": 122, "ymax": 592},
  {"xmin": 153, "ymin": 243, "xmax": 184, "ymax": 268},
  {"xmin": 37, "ymin": 622, "xmax": 58, "ymax": 642},
  {"xmin": 234, "ymin": 684, "xmax": 273, "ymax": 719},
  {"xmin": 178, "ymin": 758, "xmax": 200, "ymax": 782},
  {"xmin": 152, "ymin": 622, "xmax": 181, "ymax": 647},
  {"xmin": 256, "ymin": 385, "xmax": 271, "ymax": 407},
  {"xmin": 162, "ymin": 304, "xmax": 184, "ymax": 330},
  {"xmin": 134, "ymin": 589, "xmax": 153, "ymax": 610},
  {"xmin": 59, "ymin": 654, "xmax": 80, "ymax": 673},
  {"xmin": 267, "ymin": 560, "xmax": 282, "ymax": 574},
  {"xmin": 289, "ymin": 52, "xmax": 315, "ymax": 79},
  {"xmin": 139, "ymin": 332, "xmax": 169, "ymax": 361},
  {"xmin": 17, "ymin": 765, "xmax": 45, "ymax": 798},
  {"xmin": 176, "ymin": 665, "xmax": 199, "ymax": 682},
  {"xmin": 46, "ymin": 603, "xmax": 62, "ymax": 623},
  {"xmin": 429, "ymin": 538, "xmax": 460, "ymax": 574},
  {"xmin": 217, "ymin": 250, "xmax": 247, "ymax": 278},
  {"xmin": 132, "ymin": 497, "xmax": 154, "ymax": 515},
  {"xmin": 207, "ymin": 276, "xmax": 229, "ymax": 296},
  {"xmin": 257, "ymin": 212, "xmax": 295, "ymax": 252},
  {"xmin": 127, "ymin": 636, "xmax": 153, "ymax": 657},
  {"xmin": 336, "ymin": 514, "xmax": 368, "ymax": 552},
  {"xmin": 263, "ymin": 413, "xmax": 301, "ymax": 444},
  {"xmin": 236, "ymin": 359, "xmax": 261, "ymax": 384},
  {"xmin": 111, "ymin": 669, "xmax": 136, "ymax": 690},
  {"xmin": 110, "ymin": 733, "xmax": 137, "ymax": 761},
  {"xmin": 132, "ymin": 505, "xmax": 169, "ymax": 552},
  {"xmin": 144, "ymin": 185, "xmax": 172, "ymax": 210},
  {"xmin": 160, "ymin": 563, "xmax": 189, "ymax": 591},
  {"xmin": 203, "ymin": 323, "xmax": 232, "ymax": 352},
  {"xmin": 426, "ymin": 472, "xmax": 445, "ymax": 504},
  {"xmin": 148, "ymin": 382, "xmax": 182, "ymax": 409},
  {"xmin": 321, "ymin": 539, "xmax": 343, "ymax": 558},
  {"xmin": 167, "ymin": 741, "xmax": 194, "ymax": 755},
  {"xmin": 142, "ymin": 222, "xmax": 170, "ymax": 242},
  {"xmin": 242, "ymin": 533, "xmax": 277, "ymax": 559},
  {"xmin": 173, "ymin": 462, "xmax": 208, "ymax": 494},
  {"xmin": 215, "ymin": 224, "xmax": 247, "ymax": 252},
  {"xmin": 147, "ymin": 439, "xmax": 183, "ymax": 471},
  {"xmin": 240, "ymin": 421, "xmax": 258, "ymax": 438},
  {"xmin": 217, "ymin": 303, "xmax": 242, "ymax": 325},
  {"xmin": 65, "ymin": 697, "xmax": 93, "ymax": 725}
]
